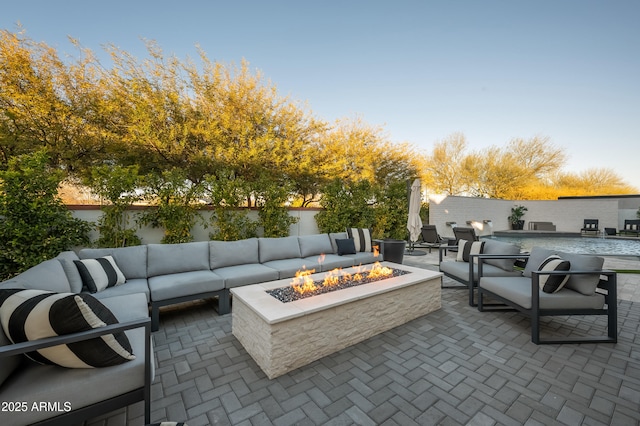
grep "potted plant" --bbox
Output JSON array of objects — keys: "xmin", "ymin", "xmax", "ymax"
[{"xmin": 508, "ymin": 205, "xmax": 528, "ymax": 230}]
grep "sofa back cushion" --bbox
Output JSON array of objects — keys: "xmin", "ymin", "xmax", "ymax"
[
  {"xmin": 298, "ymin": 234, "xmax": 334, "ymax": 258},
  {"xmin": 259, "ymin": 237, "xmax": 301, "ymax": 263},
  {"xmin": 523, "ymin": 247, "xmax": 557, "ymax": 278},
  {"xmin": 523, "ymin": 247, "xmax": 604, "ymax": 296},
  {"xmin": 558, "ymin": 251, "xmax": 604, "ymax": 296},
  {"xmin": 329, "ymin": 232, "xmax": 348, "ymax": 254},
  {"xmin": 12, "ymin": 259, "xmax": 72, "ymax": 293},
  {"xmin": 210, "ymin": 238, "xmax": 260, "ymax": 269},
  {"xmin": 56, "ymin": 251, "xmax": 84, "ymax": 293},
  {"xmin": 79, "ymin": 245, "xmax": 148, "ymax": 279},
  {"xmin": 482, "ymin": 239, "xmax": 521, "ymax": 271},
  {"xmin": 147, "ymin": 242, "xmax": 209, "ymax": 277}
]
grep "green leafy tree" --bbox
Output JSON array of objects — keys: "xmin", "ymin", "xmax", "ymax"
[
  {"xmin": 140, "ymin": 169, "xmax": 204, "ymax": 244},
  {"xmin": 84, "ymin": 165, "xmax": 142, "ymax": 247},
  {"xmin": 254, "ymin": 177, "xmax": 298, "ymax": 238},
  {"xmin": 204, "ymin": 170, "xmax": 257, "ymax": 241},
  {"xmin": 316, "ymin": 179, "xmax": 376, "ymax": 234},
  {"xmin": 373, "ymin": 179, "xmax": 409, "ymax": 240},
  {"xmin": 0, "ymin": 151, "xmax": 90, "ymax": 279}
]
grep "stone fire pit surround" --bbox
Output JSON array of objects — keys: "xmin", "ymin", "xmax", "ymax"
[{"xmin": 231, "ymin": 262, "xmax": 442, "ymax": 379}]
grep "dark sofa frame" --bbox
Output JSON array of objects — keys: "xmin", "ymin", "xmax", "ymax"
[
  {"xmin": 476, "ymin": 254, "xmax": 617, "ymax": 345},
  {"xmin": 0, "ymin": 318, "xmax": 152, "ymax": 426}
]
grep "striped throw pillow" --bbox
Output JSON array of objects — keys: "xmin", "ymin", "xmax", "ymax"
[
  {"xmin": 537, "ymin": 255, "xmax": 571, "ymax": 293},
  {"xmin": 456, "ymin": 239, "xmax": 485, "ymax": 263},
  {"xmin": 0, "ymin": 289, "xmax": 135, "ymax": 368},
  {"xmin": 74, "ymin": 256, "xmax": 126, "ymax": 293},
  {"xmin": 347, "ymin": 228, "xmax": 373, "ymax": 252}
]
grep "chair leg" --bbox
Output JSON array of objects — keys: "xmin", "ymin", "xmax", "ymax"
[{"xmin": 151, "ymin": 305, "xmax": 160, "ymax": 332}]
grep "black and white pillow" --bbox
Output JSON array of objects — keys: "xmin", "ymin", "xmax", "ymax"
[
  {"xmin": 336, "ymin": 238, "xmax": 357, "ymax": 255},
  {"xmin": 74, "ymin": 256, "xmax": 126, "ymax": 293},
  {"xmin": 0, "ymin": 289, "xmax": 135, "ymax": 368},
  {"xmin": 537, "ymin": 255, "xmax": 571, "ymax": 293},
  {"xmin": 456, "ymin": 239, "xmax": 485, "ymax": 263},
  {"xmin": 347, "ymin": 228, "xmax": 373, "ymax": 252}
]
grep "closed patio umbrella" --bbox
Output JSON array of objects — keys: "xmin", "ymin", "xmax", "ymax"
[{"xmin": 406, "ymin": 179, "xmax": 425, "ymax": 255}]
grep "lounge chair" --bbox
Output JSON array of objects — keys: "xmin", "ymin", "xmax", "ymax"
[
  {"xmin": 619, "ymin": 219, "xmax": 640, "ymax": 236},
  {"xmin": 411, "ymin": 224, "xmax": 446, "ymax": 253},
  {"xmin": 581, "ymin": 219, "xmax": 599, "ymax": 234},
  {"xmin": 453, "ymin": 226, "xmax": 478, "ymax": 243}
]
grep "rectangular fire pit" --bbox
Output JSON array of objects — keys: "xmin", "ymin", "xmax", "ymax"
[{"xmin": 230, "ymin": 262, "xmax": 442, "ymax": 379}]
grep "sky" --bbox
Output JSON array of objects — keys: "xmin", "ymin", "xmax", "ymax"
[{"xmin": 2, "ymin": 0, "xmax": 639, "ymax": 188}]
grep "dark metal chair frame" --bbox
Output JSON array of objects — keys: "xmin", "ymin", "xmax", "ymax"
[
  {"xmin": 0, "ymin": 317, "xmax": 152, "ymax": 426},
  {"xmin": 581, "ymin": 219, "xmax": 600, "ymax": 235}
]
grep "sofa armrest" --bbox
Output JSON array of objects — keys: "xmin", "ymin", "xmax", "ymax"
[{"xmin": 0, "ymin": 317, "xmax": 151, "ymax": 358}]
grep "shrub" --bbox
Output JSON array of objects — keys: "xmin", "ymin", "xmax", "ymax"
[
  {"xmin": 315, "ymin": 179, "xmax": 376, "ymax": 234},
  {"xmin": 0, "ymin": 151, "xmax": 90, "ymax": 280}
]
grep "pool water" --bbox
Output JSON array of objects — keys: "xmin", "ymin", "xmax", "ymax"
[{"xmin": 485, "ymin": 236, "xmax": 640, "ymax": 256}]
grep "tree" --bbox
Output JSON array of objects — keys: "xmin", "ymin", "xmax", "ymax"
[
  {"xmin": 0, "ymin": 151, "xmax": 90, "ymax": 279},
  {"xmin": 423, "ymin": 133, "xmax": 470, "ymax": 195},
  {"xmin": 84, "ymin": 165, "xmax": 142, "ymax": 247}
]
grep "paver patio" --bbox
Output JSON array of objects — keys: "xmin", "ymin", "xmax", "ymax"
[{"xmin": 87, "ymin": 252, "xmax": 640, "ymax": 426}]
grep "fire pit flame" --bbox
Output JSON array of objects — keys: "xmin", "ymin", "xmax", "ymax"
[{"xmin": 290, "ymin": 262, "xmax": 394, "ymax": 296}]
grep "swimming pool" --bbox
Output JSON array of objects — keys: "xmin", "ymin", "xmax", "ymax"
[{"xmin": 484, "ymin": 236, "xmax": 640, "ymax": 256}]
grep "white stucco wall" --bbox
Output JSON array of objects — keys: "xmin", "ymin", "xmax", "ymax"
[{"xmin": 428, "ymin": 195, "xmax": 640, "ymax": 238}]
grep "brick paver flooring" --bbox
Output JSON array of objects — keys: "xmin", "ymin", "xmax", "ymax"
[{"xmin": 88, "ymin": 253, "xmax": 640, "ymax": 426}]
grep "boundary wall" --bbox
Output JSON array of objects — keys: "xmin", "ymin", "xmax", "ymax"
[
  {"xmin": 428, "ymin": 195, "xmax": 640, "ymax": 239},
  {"xmin": 69, "ymin": 206, "xmax": 321, "ymax": 245}
]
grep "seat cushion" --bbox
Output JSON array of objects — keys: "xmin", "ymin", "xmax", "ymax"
[
  {"xmin": 480, "ymin": 276, "xmax": 605, "ymax": 310},
  {"xmin": 0, "ymin": 289, "xmax": 135, "ymax": 368},
  {"xmin": 311, "ymin": 254, "xmax": 355, "ymax": 271},
  {"xmin": 344, "ymin": 251, "xmax": 382, "ymax": 265},
  {"xmin": 0, "ymin": 293, "xmax": 150, "ymax": 425},
  {"xmin": 79, "ymin": 245, "xmax": 149, "ymax": 279},
  {"xmin": 210, "ymin": 238, "xmax": 260, "ymax": 269},
  {"xmin": 148, "ymin": 270, "xmax": 224, "ymax": 301},
  {"xmin": 262, "ymin": 258, "xmax": 321, "ymax": 279},
  {"xmin": 214, "ymin": 264, "xmax": 279, "ymax": 289},
  {"xmin": 259, "ymin": 236, "xmax": 302, "ymax": 263},
  {"xmin": 88, "ymin": 278, "xmax": 150, "ymax": 303},
  {"xmin": 147, "ymin": 242, "xmax": 210, "ymax": 277}
]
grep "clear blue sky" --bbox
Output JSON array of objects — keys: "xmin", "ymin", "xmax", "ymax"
[{"xmin": 3, "ymin": 1, "xmax": 639, "ymax": 189}]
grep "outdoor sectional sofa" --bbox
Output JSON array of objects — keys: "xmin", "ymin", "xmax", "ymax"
[{"xmin": 0, "ymin": 232, "xmax": 379, "ymax": 425}]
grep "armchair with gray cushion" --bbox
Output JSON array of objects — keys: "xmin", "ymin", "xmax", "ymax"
[{"xmin": 477, "ymin": 247, "xmax": 617, "ymax": 344}]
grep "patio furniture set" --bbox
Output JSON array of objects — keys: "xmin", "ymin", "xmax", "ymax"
[
  {"xmin": 438, "ymin": 228, "xmax": 617, "ymax": 345},
  {"xmin": 0, "ymin": 231, "xmax": 382, "ymax": 425}
]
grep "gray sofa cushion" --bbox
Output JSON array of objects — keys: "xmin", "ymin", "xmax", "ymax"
[
  {"xmin": 440, "ymin": 260, "xmax": 522, "ymax": 283},
  {"xmin": 89, "ymin": 278, "xmax": 150, "ymax": 303},
  {"xmin": 298, "ymin": 234, "xmax": 334, "ymax": 258},
  {"xmin": 214, "ymin": 264, "xmax": 279, "ymax": 289},
  {"xmin": 344, "ymin": 251, "xmax": 382, "ymax": 265},
  {"xmin": 312, "ymin": 254, "xmax": 355, "ymax": 271},
  {"xmin": 523, "ymin": 247, "xmax": 557, "ymax": 278},
  {"xmin": 11, "ymin": 259, "xmax": 72, "ymax": 293},
  {"xmin": 0, "ymin": 293, "xmax": 151, "ymax": 425},
  {"xmin": 482, "ymin": 239, "xmax": 521, "ymax": 271},
  {"xmin": 80, "ymin": 245, "xmax": 149, "ymax": 279},
  {"xmin": 329, "ymin": 232, "xmax": 348, "ymax": 253},
  {"xmin": 209, "ymin": 238, "xmax": 259, "ymax": 269},
  {"xmin": 557, "ymin": 251, "xmax": 604, "ymax": 296},
  {"xmin": 259, "ymin": 237, "xmax": 301, "ymax": 263},
  {"xmin": 480, "ymin": 276, "xmax": 605, "ymax": 310},
  {"xmin": 56, "ymin": 251, "xmax": 83, "ymax": 293},
  {"xmin": 522, "ymin": 247, "xmax": 604, "ymax": 296},
  {"xmin": 262, "ymin": 258, "xmax": 321, "ymax": 279},
  {"xmin": 147, "ymin": 242, "xmax": 209, "ymax": 277},
  {"xmin": 148, "ymin": 270, "xmax": 224, "ymax": 301}
]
